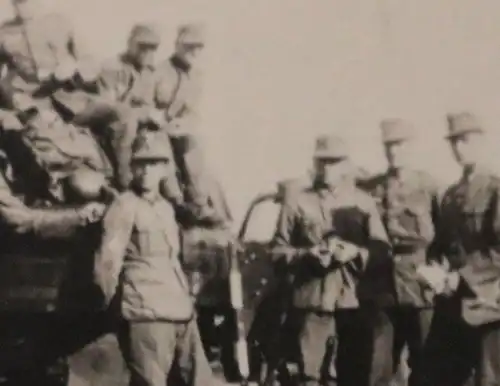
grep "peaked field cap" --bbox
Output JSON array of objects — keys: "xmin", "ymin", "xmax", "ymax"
[
  {"xmin": 446, "ymin": 111, "xmax": 484, "ymax": 139},
  {"xmin": 129, "ymin": 23, "xmax": 161, "ymax": 45},
  {"xmin": 313, "ymin": 134, "xmax": 348, "ymax": 160},
  {"xmin": 131, "ymin": 131, "xmax": 173, "ymax": 162},
  {"xmin": 380, "ymin": 118, "xmax": 414, "ymax": 143},
  {"xmin": 176, "ymin": 22, "xmax": 205, "ymax": 45}
]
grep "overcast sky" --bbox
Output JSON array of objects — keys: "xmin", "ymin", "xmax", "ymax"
[{"xmin": 1, "ymin": 0, "xmax": 500, "ymax": 225}]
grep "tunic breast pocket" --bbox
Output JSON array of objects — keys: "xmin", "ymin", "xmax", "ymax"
[{"xmin": 133, "ymin": 224, "xmax": 172, "ymax": 256}]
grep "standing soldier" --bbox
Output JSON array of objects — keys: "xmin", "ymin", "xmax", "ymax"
[
  {"xmin": 419, "ymin": 112, "xmax": 500, "ymax": 386},
  {"xmin": 272, "ymin": 134, "xmax": 393, "ymax": 386},
  {"xmin": 93, "ymin": 130, "xmax": 216, "ymax": 386},
  {"xmin": 362, "ymin": 119, "xmax": 440, "ymax": 386},
  {"xmin": 155, "ymin": 23, "xmax": 231, "ymax": 224}
]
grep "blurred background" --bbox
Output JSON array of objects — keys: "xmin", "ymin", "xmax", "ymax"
[{"xmin": 1, "ymin": 0, "xmax": 499, "ymax": 226}]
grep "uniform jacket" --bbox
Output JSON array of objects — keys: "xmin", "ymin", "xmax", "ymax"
[
  {"xmin": 272, "ymin": 181, "xmax": 392, "ymax": 312},
  {"xmin": 155, "ymin": 55, "xmax": 202, "ymax": 135},
  {"xmin": 97, "ymin": 54, "xmax": 158, "ymax": 108},
  {"xmin": 93, "ymin": 190, "xmax": 194, "ymax": 322},
  {"xmin": 0, "ymin": 12, "xmax": 89, "ymax": 94},
  {"xmin": 434, "ymin": 167, "xmax": 500, "ymax": 322},
  {"xmin": 362, "ymin": 169, "xmax": 441, "ymax": 307}
]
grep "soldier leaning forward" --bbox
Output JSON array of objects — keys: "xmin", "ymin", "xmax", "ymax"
[
  {"xmin": 361, "ymin": 118, "xmax": 441, "ymax": 386},
  {"xmin": 272, "ymin": 134, "xmax": 393, "ymax": 386},
  {"xmin": 93, "ymin": 130, "xmax": 216, "ymax": 386},
  {"xmin": 68, "ymin": 23, "xmax": 170, "ymax": 192},
  {"xmin": 417, "ymin": 112, "xmax": 500, "ymax": 386}
]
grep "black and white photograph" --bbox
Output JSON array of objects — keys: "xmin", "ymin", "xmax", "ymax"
[{"xmin": 0, "ymin": 0, "xmax": 499, "ymax": 385}]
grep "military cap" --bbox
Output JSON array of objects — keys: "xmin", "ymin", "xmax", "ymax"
[
  {"xmin": 131, "ymin": 131, "xmax": 173, "ymax": 162},
  {"xmin": 176, "ymin": 23, "xmax": 205, "ymax": 46},
  {"xmin": 446, "ymin": 111, "xmax": 484, "ymax": 140},
  {"xmin": 129, "ymin": 23, "xmax": 160, "ymax": 46},
  {"xmin": 380, "ymin": 118, "xmax": 414, "ymax": 144},
  {"xmin": 313, "ymin": 134, "xmax": 348, "ymax": 160}
]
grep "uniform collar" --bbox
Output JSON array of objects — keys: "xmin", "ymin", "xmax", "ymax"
[
  {"xmin": 170, "ymin": 54, "xmax": 191, "ymax": 73},
  {"xmin": 137, "ymin": 188, "xmax": 162, "ymax": 204},
  {"xmin": 461, "ymin": 163, "xmax": 488, "ymax": 183},
  {"xmin": 387, "ymin": 167, "xmax": 413, "ymax": 181},
  {"xmin": 313, "ymin": 178, "xmax": 352, "ymax": 197},
  {"xmin": 121, "ymin": 53, "xmax": 155, "ymax": 73}
]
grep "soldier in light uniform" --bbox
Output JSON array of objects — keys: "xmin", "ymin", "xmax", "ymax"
[
  {"xmin": 71, "ymin": 23, "xmax": 168, "ymax": 191},
  {"xmin": 0, "ymin": 0, "xmax": 94, "ymax": 105},
  {"xmin": 418, "ymin": 112, "xmax": 500, "ymax": 386},
  {"xmin": 362, "ymin": 119, "xmax": 440, "ymax": 386},
  {"xmin": 272, "ymin": 134, "xmax": 393, "ymax": 386},
  {"xmin": 93, "ymin": 130, "xmax": 216, "ymax": 386},
  {"xmin": 156, "ymin": 23, "xmax": 204, "ymax": 137}
]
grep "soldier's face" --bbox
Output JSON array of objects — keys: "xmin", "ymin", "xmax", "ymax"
[
  {"xmin": 176, "ymin": 42, "xmax": 204, "ymax": 67},
  {"xmin": 450, "ymin": 133, "xmax": 483, "ymax": 166},
  {"xmin": 315, "ymin": 158, "xmax": 348, "ymax": 186},
  {"xmin": 129, "ymin": 42, "xmax": 158, "ymax": 68},
  {"xmin": 132, "ymin": 160, "xmax": 169, "ymax": 191},
  {"xmin": 385, "ymin": 141, "xmax": 411, "ymax": 169}
]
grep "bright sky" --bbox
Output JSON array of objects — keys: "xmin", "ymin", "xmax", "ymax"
[{"xmin": 1, "ymin": 0, "xmax": 500, "ymax": 227}]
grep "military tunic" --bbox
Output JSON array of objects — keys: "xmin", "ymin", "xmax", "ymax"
[
  {"xmin": 422, "ymin": 167, "xmax": 500, "ymax": 386},
  {"xmin": 97, "ymin": 54, "xmax": 159, "ymax": 107},
  {"xmin": 363, "ymin": 169, "xmax": 441, "ymax": 386},
  {"xmin": 94, "ymin": 190, "xmax": 214, "ymax": 386},
  {"xmin": 155, "ymin": 55, "xmax": 202, "ymax": 135},
  {"xmin": 272, "ymin": 182, "xmax": 393, "ymax": 386},
  {"xmin": 363, "ymin": 169, "xmax": 440, "ymax": 306}
]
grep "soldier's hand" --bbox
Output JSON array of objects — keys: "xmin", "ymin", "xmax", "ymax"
[
  {"xmin": 78, "ymin": 202, "xmax": 107, "ymax": 224},
  {"xmin": 54, "ymin": 59, "xmax": 78, "ymax": 82},
  {"xmin": 416, "ymin": 262, "xmax": 448, "ymax": 294},
  {"xmin": 327, "ymin": 237, "xmax": 360, "ymax": 264},
  {"xmin": 309, "ymin": 244, "xmax": 332, "ymax": 268}
]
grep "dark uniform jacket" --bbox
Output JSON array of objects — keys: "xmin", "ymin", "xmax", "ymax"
[
  {"xmin": 433, "ymin": 167, "xmax": 500, "ymax": 323},
  {"xmin": 272, "ymin": 181, "xmax": 392, "ymax": 312},
  {"xmin": 362, "ymin": 169, "xmax": 441, "ymax": 307}
]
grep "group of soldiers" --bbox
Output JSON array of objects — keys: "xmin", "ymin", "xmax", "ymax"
[
  {"xmin": 271, "ymin": 115, "xmax": 500, "ymax": 386},
  {"xmin": 0, "ymin": 1, "xmax": 231, "ymax": 386},
  {"xmin": 0, "ymin": 1, "xmax": 499, "ymax": 386}
]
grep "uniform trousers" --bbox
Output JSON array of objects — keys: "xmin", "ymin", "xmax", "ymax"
[
  {"xmin": 296, "ymin": 306, "xmax": 393, "ymax": 386},
  {"xmin": 390, "ymin": 307, "xmax": 433, "ymax": 386},
  {"xmin": 117, "ymin": 318, "xmax": 215, "ymax": 386},
  {"xmin": 420, "ymin": 295, "xmax": 500, "ymax": 386}
]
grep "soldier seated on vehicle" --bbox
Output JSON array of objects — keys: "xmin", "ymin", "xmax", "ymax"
[
  {"xmin": 93, "ymin": 130, "xmax": 217, "ymax": 386},
  {"xmin": 156, "ymin": 23, "xmax": 205, "ymax": 138},
  {"xmin": 0, "ymin": 0, "xmax": 99, "ymax": 111},
  {"xmin": 72, "ymin": 23, "xmax": 168, "ymax": 192}
]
